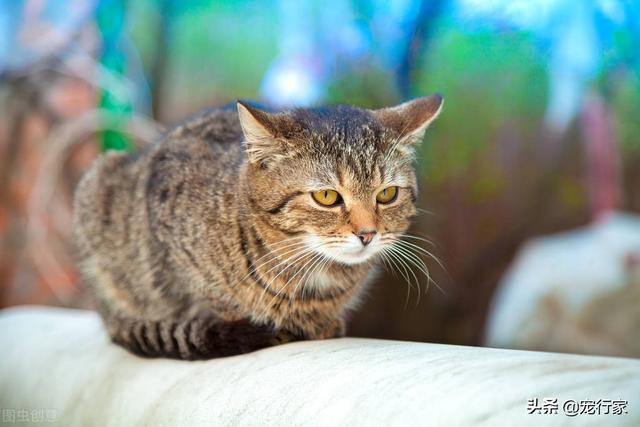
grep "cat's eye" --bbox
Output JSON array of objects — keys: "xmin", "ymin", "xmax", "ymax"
[
  {"xmin": 376, "ymin": 186, "xmax": 398, "ymax": 204},
  {"xmin": 312, "ymin": 189, "xmax": 342, "ymax": 206}
]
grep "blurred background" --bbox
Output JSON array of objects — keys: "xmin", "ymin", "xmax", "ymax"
[{"xmin": 1, "ymin": 0, "xmax": 639, "ymax": 357}]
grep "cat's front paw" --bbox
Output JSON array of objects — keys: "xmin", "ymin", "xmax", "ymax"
[
  {"xmin": 190, "ymin": 317, "xmax": 276, "ymax": 358},
  {"xmin": 310, "ymin": 319, "xmax": 346, "ymax": 340},
  {"xmin": 269, "ymin": 329, "xmax": 305, "ymax": 346}
]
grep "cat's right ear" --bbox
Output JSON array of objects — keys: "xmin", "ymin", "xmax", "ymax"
[
  {"xmin": 372, "ymin": 94, "xmax": 444, "ymax": 156},
  {"xmin": 237, "ymin": 101, "xmax": 284, "ymax": 166}
]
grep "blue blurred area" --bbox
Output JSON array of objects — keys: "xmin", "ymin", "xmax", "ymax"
[
  {"xmin": 0, "ymin": 0, "xmax": 97, "ymax": 71},
  {"xmin": 3, "ymin": 0, "xmax": 637, "ymax": 131}
]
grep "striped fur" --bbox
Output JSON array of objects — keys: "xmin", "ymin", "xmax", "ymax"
[{"xmin": 73, "ymin": 96, "xmax": 443, "ymax": 359}]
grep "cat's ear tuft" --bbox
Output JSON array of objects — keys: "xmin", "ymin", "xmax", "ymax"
[
  {"xmin": 237, "ymin": 101, "xmax": 282, "ymax": 166},
  {"xmin": 373, "ymin": 94, "xmax": 444, "ymax": 153}
]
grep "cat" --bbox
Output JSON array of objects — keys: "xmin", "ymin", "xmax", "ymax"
[{"xmin": 72, "ymin": 95, "xmax": 443, "ymax": 360}]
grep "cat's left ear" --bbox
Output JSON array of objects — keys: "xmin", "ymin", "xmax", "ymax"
[
  {"xmin": 372, "ymin": 94, "xmax": 444, "ymax": 153},
  {"xmin": 237, "ymin": 101, "xmax": 288, "ymax": 166}
]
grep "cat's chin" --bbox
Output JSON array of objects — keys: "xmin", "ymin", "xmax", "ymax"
[
  {"xmin": 332, "ymin": 252, "xmax": 378, "ymax": 266},
  {"xmin": 315, "ymin": 250, "xmax": 378, "ymax": 266},
  {"xmin": 304, "ymin": 235, "xmax": 382, "ymax": 266}
]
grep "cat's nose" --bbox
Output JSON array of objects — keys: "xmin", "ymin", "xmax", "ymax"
[{"xmin": 355, "ymin": 230, "xmax": 377, "ymax": 246}]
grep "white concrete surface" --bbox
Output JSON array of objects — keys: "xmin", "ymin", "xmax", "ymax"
[{"xmin": 0, "ymin": 306, "xmax": 639, "ymax": 426}]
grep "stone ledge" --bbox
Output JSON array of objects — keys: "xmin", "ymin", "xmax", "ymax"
[{"xmin": 0, "ymin": 306, "xmax": 638, "ymax": 426}]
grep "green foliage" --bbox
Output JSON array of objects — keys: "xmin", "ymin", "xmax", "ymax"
[
  {"xmin": 610, "ymin": 72, "xmax": 640, "ymax": 153},
  {"xmin": 325, "ymin": 65, "xmax": 400, "ymax": 108},
  {"xmin": 97, "ymin": 0, "xmax": 134, "ymax": 151},
  {"xmin": 174, "ymin": 3, "xmax": 277, "ymax": 105},
  {"xmin": 127, "ymin": 0, "xmax": 277, "ymax": 113},
  {"xmin": 126, "ymin": 0, "xmax": 161, "ymax": 73},
  {"xmin": 596, "ymin": 27, "xmax": 640, "ymax": 154},
  {"xmin": 415, "ymin": 25, "xmax": 548, "ymax": 182}
]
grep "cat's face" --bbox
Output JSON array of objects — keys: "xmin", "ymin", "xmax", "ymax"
[{"xmin": 239, "ymin": 96, "xmax": 443, "ymax": 266}]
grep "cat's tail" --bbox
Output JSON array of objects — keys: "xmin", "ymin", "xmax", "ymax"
[{"xmin": 105, "ymin": 315, "xmax": 280, "ymax": 360}]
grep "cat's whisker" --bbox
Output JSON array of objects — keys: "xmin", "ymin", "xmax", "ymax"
[
  {"xmin": 389, "ymin": 244, "xmax": 428, "ymax": 304},
  {"xmin": 377, "ymin": 248, "xmax": 400, "ymax": 292},
  {"xmin": 391, "ymin": 241, "xmax": 446, "ymax": 297},
  {"xmin": 293, "ymin": 242, "xmax": 342, "ymax": 287},
  {"xmin": 233, "ymin": 237, "xmax": 343, "ymax": 291},
  {"xmin": 256, "ymin": 246, "xmax": 322, "ymax": 302},
  {"xmin": 415, "ymin": 207, "xmax": 434, "ymax": 216},
  {"xmin": 387, "ymin": 245, "xmax": 422, "ymax": 305},
  {"xmin": 229, "ymin": 235, "xmax": 307, "ymax": 276},
  {"xmin": 384, "ymin": 235, "xmax": 438, "ymax": 301},
  {"xmin": 273, "ymin": 241, "xmax": 344, "ymax": 307},
  {"xmin": 378, "ymin": 251, "xmax": 397, "ymax": 278},
  {"xmin": 264, "ymin": 238, "xmax": 306, "ymax": 252},
  {"xmin": 255, "ymin": 251, "xmax": 318, "ymax": 318},
  {"xmin": 293, "ymin": 253, "xmax": 326, "ymax": 303},
  {"xmin": 314, "ymin": 254, "xmax": 336, "ymax": 297},
  {"xmin": 293, "ymin": 243, "xmax": 341, "ymax": 302},
  {"xmin": 379, "ymin": 252, "xmax": 404, "ymax": 294},
  {"xmin": 395, "ymin": 238, "xmax": 446, "ymax": 271},
  {"xmin": 253, "ymin": 237, "xmax": 308, "ymax": 263},
  {"xmin": 262, "ymin": 251, "xmax": 327, "ymax": 318},
  {"xmin": 380, "ymin": 246, "xmax": 414, "ymax": 308},
  {"xmin": 399, "ymin": 232, "xmax": 437, "ymax": 248},
  {"xmin": 396, "ymin": 233, "xmax": 448, "ymax": 293},
  {"xmin": 254, "ymin": 238, "xmax": 345, "ymax": 308},
  {"xmin": 384, "ymin": 246, "xmax": 418, "ymax": 305},
  {"xmin": 293, "ymin": 253, "xmax": 326, "ymax": 301},
  {"xmin": 256, "ymin": 241, "xmax": 313, "ymax": 270},
  {"xmin": 229, "ymin": 240, "xmax": 310, "ymax": 289}
]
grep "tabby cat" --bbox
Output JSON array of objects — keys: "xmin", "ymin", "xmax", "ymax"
[{"xmin": 73, "ymin": 95, "xmax": 443, "ymax": 359}]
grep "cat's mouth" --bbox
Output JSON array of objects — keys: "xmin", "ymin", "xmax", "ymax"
[{"xmin": 305, "ymin": 234, "xmax": 384, "ymax": 265}]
